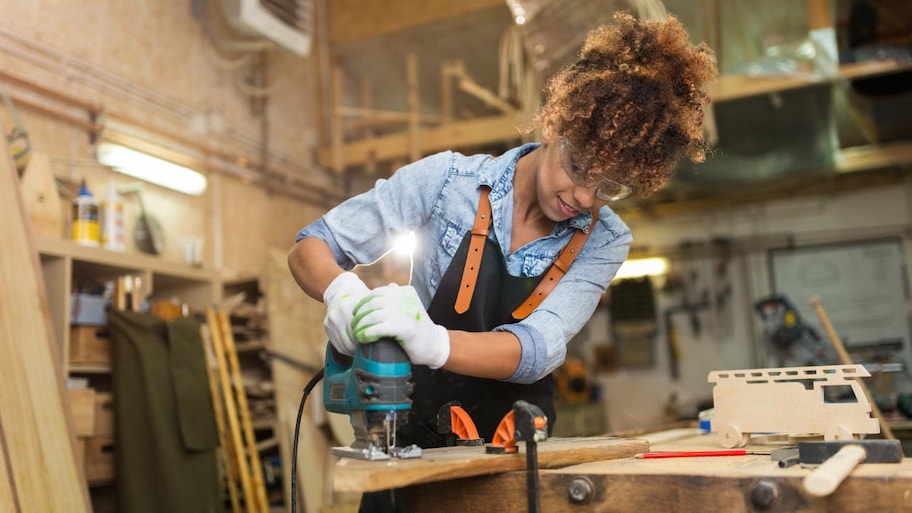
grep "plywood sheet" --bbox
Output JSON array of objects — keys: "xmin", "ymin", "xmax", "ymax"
[
  {"xmin": 19, "ymin": 151, "xmax": 63, "ymax": 238},
  {"xmin": 333, "ymin": 436, "xmax": 648, "ymax": 493},
  {"xmin": 0, "ymin": 119, "xmax": 91, "ymax": 511}
]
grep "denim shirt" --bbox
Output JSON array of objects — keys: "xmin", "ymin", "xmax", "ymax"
[{"xmin": 296, "ymin": 143, "xmax": 632, "ymax": 384}]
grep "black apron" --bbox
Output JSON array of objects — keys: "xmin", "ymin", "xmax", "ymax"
[
  {"xmin": 397, "ymin": 223, "xmax": 556, "ymax": 448},
  {"xmin": 359, "ymin": 187, "xmax": 591, "ymax": 513}
]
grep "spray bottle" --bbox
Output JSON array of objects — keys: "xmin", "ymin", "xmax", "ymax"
[
  {"xmin": 72, "ymin": 179, "xmax": 100, "ymax": 247},
  {"xmin": 101, "ymin": 179, "xmax": 125, "ymax": 251}
]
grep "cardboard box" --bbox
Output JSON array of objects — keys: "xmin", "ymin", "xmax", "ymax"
[
  {"xmin": 69, "ymin": 325, "xmax": 111, "ymax": 365},
  {"xmin": 84, "ymin": 435, "xmax": 115, "ymax": 483},
  {"xmin": 94, "ymin": 392, "xmax": 114, "ymax": 436},
  {"xmin": 67, "ymin": 388, "xmax": 96, "ymax": 437}
]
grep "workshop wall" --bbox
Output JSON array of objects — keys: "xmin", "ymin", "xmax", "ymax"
[
  {"xmin": 590, "ymin": 182, "xmax": 912, "ymax": 432},
  {"xmin": 1, "ymin": 0, "xmax": 326, "ymax": 278},
  {"xmin": 7, "ymin": 0, "xmax": 911, "ymax": 440}
]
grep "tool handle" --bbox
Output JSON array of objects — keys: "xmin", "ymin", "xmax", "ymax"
[{"xmin": 802, "ymin": 444, "xmax": 866, "ymax": 497}]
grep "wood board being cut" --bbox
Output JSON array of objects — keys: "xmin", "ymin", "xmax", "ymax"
[
  {"xmin": 403, "ymin": 428, "xmax": 912, "ymax": 513},
  {"xmin": 332, "ymin": 436, "xmax": 648, "ymax": 493}
]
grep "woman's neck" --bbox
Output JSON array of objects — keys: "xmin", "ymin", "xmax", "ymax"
[{"xmin": 510, "ymin": 147, "xmax": 553, "ymax": 252}]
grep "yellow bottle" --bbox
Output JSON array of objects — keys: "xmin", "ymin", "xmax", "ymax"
[{"xmin": 72, "ymin": 179, "xmax": 100, "ymax": 247}]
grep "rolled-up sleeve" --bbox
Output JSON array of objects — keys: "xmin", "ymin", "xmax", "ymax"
[{"xmin": 498, "ymin": 216, "xmax": 632, "ymax": 384}]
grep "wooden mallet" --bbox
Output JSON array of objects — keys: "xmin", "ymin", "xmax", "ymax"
[{"xmin": 800, "ymin": 439, "xmax": 903, "ymax": 497}]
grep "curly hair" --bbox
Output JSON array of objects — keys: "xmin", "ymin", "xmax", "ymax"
[{"xmin": 537, "ymin": 12, "xmax": 717, "ymax": 195}]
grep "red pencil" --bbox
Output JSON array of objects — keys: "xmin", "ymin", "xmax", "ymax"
[{"xmin": 634, "ymin": 450, "xmax": 750, "ymax": 459}]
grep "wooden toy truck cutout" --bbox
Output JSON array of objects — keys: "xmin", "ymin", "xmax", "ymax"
[{"xmin": 708, "ymin": 364, "xmax": 879, "ymax": 448}]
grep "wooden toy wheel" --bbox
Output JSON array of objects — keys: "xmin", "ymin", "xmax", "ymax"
[
  {"xmin": 824, "ymin": 424, "xmax": 854, "ymax": 441},
  {"xmin": 718, "ymin": 424, "xmax": 749, "ymax": 448}
]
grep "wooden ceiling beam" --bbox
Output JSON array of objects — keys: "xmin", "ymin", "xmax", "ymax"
[
  {"xmin": 315, "ymin": 113, "xmax": 522, "ymax": 169},
  {"xmin": 327, "ymin": 0, "xmax": 508, "ymax": 45}
]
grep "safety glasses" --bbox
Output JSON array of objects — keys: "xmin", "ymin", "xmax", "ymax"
[{"xmin": 559, "ymin": 138, "xmax": 633, "ymax": 202}]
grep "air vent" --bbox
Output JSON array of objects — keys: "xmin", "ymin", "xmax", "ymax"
[{"xmin": 221, "ymin": 0, "xmax": 312, "ymax": 57}]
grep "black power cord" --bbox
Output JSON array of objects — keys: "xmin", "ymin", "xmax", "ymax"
[{"xmin": 291, "ymin": 367, "xmax": 324, "ymax": 513}]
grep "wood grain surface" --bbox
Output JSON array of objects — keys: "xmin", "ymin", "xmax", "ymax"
[
  {"xmin": 404, "ymin": 429, "xmax": 912, "ymax": 513},
  {"xmin": 332, "ymin": 436, "xmax": 649, "ymax": 493},
  {"xmin": 406, "ymin": 457, "xmax": 912, "ymax": 513}
]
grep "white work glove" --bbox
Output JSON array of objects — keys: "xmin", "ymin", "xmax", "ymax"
[
  {"xmin": 352, "ymin": 283, "xmax": 450, "ymax": 369},
  {"xmin": 322, "ymin": 271, "xmax": 371, "ymax": 356}
]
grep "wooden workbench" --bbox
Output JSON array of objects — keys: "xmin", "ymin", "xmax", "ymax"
[{"xmin": 333, "ymin": 428, "xmax": 912, "ymax": 512}]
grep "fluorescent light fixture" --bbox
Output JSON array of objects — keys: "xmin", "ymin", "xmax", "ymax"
[
  {"xmin": 97, "ymin": 142, "xmax": 208, "ymax": 196},
  {"xmin": 614, "ymin": 257, "xmax": 669, "ymax": 280}
]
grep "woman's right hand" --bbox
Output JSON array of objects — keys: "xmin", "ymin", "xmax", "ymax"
[{"xmin": 322, "ymin": 271, "xmax": 371, "ymax": 355}]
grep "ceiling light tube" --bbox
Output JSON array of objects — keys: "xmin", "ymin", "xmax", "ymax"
[
  {"xmin": 96, "ymin": 142, "xmax": 208, "ymax": 196},
  {"xmin": 614, "ymin": 257, "xmax": 669, "ymax": 280}
]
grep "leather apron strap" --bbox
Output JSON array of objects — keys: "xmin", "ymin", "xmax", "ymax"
[
  {"xmin": 511, "ymin": 207, "xmax": 598, "ymax": 319},
  {"xmin": 455, "ymin": 186, "xmax": 599, "ymax": 319},
  {"xmin": 454, "ymin": 188, "xmax": 492, "ymax": 314}
]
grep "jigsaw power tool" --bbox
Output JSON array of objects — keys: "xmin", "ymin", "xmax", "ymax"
[{"xmin": 323, "ymin": 337, "xmax": 422, "ymax": 460}]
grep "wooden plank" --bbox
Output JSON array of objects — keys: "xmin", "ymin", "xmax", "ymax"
[
  {"xmin": 216, "ymin": 309, "xmax": 271, "ymax": 512},
  {"xmin": 206, "ymin": 307, "xmax": 258, "ymax": 513},
  {"xmin": 333, "ymin": 436, "xmax": 648, "ymax": 493},
  {"xmin": 315, "ymin": 113, "xmax": 523, "ymax": 169},
  {"xmin": 18, "ymin": 151, "xmax": 63, "ymax": 239},
  {"xmin": 405, "ymin": 456, "xmax": 912, "ymax": 513},
  {"xmin": 327, "ymin": 0, "xmax": 505, "ymax": 45},
  {"xmin": 201, "ymin": 323, "xmax": 242, "ymax": 513},
  {"xmin": 707, "ymin": 61, "xmax": 909, "ymax": 103},
  {"xmin": 34, "ymin": 235, "xmax": 220, "ymax": 282},
  {"xmin": 0, "ymin": 113, "xmax": 91, "ymax": 512}
]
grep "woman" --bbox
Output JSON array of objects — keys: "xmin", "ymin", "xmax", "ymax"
[{"xmin": 289, "ymin": 11, "xmax": 716, "ymax": 511}]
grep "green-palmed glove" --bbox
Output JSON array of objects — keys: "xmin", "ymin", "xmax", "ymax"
[
  {"xmin": 322, "ymin": 271, "xmax": 371, "ymax": 356},
  {"xmin": 351, "ymin": 283, "xmax": 450, "ymax": 369}
]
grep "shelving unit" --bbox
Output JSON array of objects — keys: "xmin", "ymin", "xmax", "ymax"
[
  {"xmin": 222, "ymin": 276, "xmax": 286, "ymax": 510},
  {"xmin": 36, "ymin": 235, "xmax": 221, "ymax": 513},
  {"xmin": 37, "ymin": 236, "xmax": 221, "ymax": 369}
]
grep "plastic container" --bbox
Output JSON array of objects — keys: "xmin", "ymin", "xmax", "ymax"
[
  {"xmin": 698, "ymin": 408, "xmax": 714, "ymax": 432},
  {"xmin": 72, "ymin": 180, "xmax": 100, "ymax": 247},
  {"xmin": 101, "ymin": 179, "xmax": 125, "ymax": 251}
]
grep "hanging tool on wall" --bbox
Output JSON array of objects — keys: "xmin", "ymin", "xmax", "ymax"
[
  {"xmin": 754, "ymin": 294, "xmax": 831, "ymax": 367},
  {"xmin": 0, "ymin": 88, "xmax": 31, "ymax": 176},
  {"xmin": 118, "ymin": 182, "xmax": 165, "ymax": 255}
]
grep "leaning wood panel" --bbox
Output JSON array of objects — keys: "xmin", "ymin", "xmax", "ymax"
[
  {"xmin": 0, "ymin": 125, "xmax": 91, "ymax": 511},
  {"xmin": 334, "ymin": 437, "xmax": 649, "ymax": 493},
  {"xmin": 264, "ymin": 248, "xmax": 332, "ymax": 513}
]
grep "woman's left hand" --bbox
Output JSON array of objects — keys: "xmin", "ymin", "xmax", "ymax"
[{"xmin": 351, "ymin": 284, "xmax": 450, "ymax": 369}]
